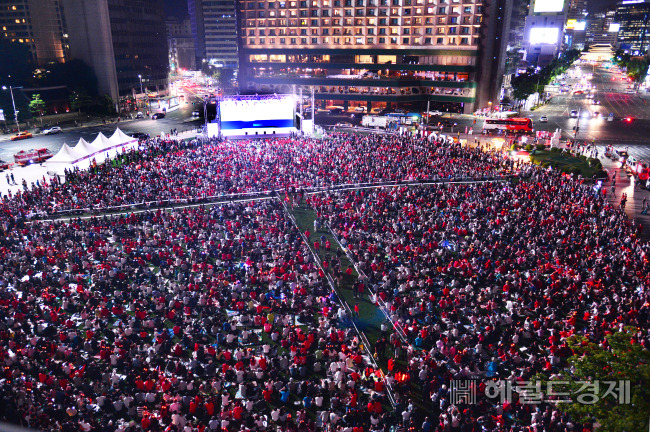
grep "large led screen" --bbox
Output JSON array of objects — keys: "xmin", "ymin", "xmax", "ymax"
[
  {"xmin": 529, "ymin": 27, "xmax": 560, "ymax": 44},
  {"xmin": 533, "ymin": 0, "xmax": 564, "ymax": 13},
  {"xmin": 220, "ymin": 96, "xmax": 295, "ymax": 136}
]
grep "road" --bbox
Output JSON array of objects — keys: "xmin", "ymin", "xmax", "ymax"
[
  {"xmin": 529, "ymin": 64, "xmax": 650, "ymax": 160},
  {"xmin": 0, "ymin": 88, "xmax": 204, "ymax": 163}
]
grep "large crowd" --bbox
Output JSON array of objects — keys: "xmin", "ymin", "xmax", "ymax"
[
  {"xmin": 0, "ymin": 133, "xmax": 647, "ymax": 432},
  {"xmin": 1, "ymin": 134, "xmax": 511, "ymax": 218}
]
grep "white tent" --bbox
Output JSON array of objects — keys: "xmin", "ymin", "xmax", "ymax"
[
  {"xmin": 87, "ymin": 133, "xmax": 115, "ymax": 163},
  {"xmin": 110, "ymin": 128, "xmax": 135, "ymax": 144},
  {"xmin": 108, "ymin": 128, "xmax": 139, "ymax": 157},
  {"xmin": 72, "ymin": 138, "xmax": 101, "ymax": 169},
  {"xmin": 46, "ymin": 143, "xmax": 85, "ymax": 165},
  {"xmin": 44, "ymin": 143, "xmax": 85, "ymax": 175}
]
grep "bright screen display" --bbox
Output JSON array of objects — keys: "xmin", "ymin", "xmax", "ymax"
[
  {"xmin": 220, "ymin": 97, "xmax": 294, "ymax": 131},
  {"xmin": 609, "ymin": 23, "xmax": 621, "ymax": 32},
  {"xmin": 534, "ymin": 0, "xmax": 564, "ymax": 13},
  {"xmin": 529, "ymin": 27, "xmax": 560, "ymax": 44},
  {"xmin": 573, "ymin": 21, "xmax": 586, "ymax": 31}
]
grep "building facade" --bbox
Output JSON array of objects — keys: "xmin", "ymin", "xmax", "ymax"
[
  {"xmin": 237, "ymin": 0, "xmax": 510, "ymax": 114},
  {"xmin": 63, "ymin": 0, "xmax": 169, "ymax": 104},
  {"xmin": 615, "ymin": 0, "xmax": 650, "ymax": 55},
  {"xmin": 189, "ymin": 0, "xmax": 239, "ymax": 69},
  {"xmin": 167, "ymin": 16, "xmax": 196, "ymax": 71},
  {"xmin": 523, "ymin": 0, "xmax": 568, "ymax": 67},
  {"xmin": 0, "ymin": 0, "xmax": 68, "ymax": 65}
]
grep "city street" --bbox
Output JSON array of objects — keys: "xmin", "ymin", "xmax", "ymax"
[
  {"xmin": 530, "ymin": 64, "xmax": 650, "ymax": 161},
  {"xmin": 0, "ymin": 90, "xmax": 203, "ymax": 163}
]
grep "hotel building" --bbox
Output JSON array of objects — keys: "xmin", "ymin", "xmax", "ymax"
[{"xmin": 236, "ymin": 0, "xmax": 510, "ymax": 113}]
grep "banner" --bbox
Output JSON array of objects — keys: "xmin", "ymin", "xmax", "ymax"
[{"xmin": 0, "ymin": 109, "xmax": 4, "ymax": 122}]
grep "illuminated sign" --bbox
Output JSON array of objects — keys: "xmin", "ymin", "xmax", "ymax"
[
  {"xmin": 534, "ymin": 0, "xmax": 565, "ymax": 13},
  {"xmin": 566, "ymin": 19, "xmax": 577, "ymax": 29},
  {"xmin": 621, "ymin": 0, "xmax": 643, "ymax": 4},
  {"xmin": 609, "ymin": 23, "xmax": 621, "ymax": 32},
  {"xmin": 574, "ymin": 21, "xmax": 586, "ymax": 31},
  {"xmin": 529, "ymin": 27, "xmax": 560, "ymax": 44}
]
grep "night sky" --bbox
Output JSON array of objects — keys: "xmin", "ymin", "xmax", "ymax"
[{"xmin": 589, "ymin": 0, "xmax": 618, "ymax": 13}]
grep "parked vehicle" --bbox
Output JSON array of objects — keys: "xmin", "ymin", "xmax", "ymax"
[
  {"xmin": 14, "ymin": 148, "xmax": 54, "ymax": 165},
  {"xmin": 131, "ymin": 132, "xmax": 150, "ymax": 141},
  {"xmin": 152, "ymin": 112, "xmax": 166, "ymax": 119},
  {"xmin": 0, "ymin": 159, "xmax": 12, "ymax": 170},
  {"xmin": 362, "ymin": 115, "xmax": 388, "ymax": 128},
  {"xmin": 10, "ymin": 131, "xmax": 33, "ymax": 141},
  {"xmin": 42, "ymin": 126, "xmax": 62, "ymax": 135}
]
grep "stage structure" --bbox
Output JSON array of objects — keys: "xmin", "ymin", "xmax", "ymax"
[{"xmin": 218, "ymin": 94, "xmax": 296, "ymax": 137}]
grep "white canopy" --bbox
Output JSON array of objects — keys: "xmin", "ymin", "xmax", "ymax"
[
  {"xmin": 110, "ymin": 128, "xmax": 136, "ymax": 144},
  {"xmin": 71, "ymin": 138, "xmax": 102, "ymax": 168},
  {"xmin": 47, "ymin": 143, "xmax": 85, "ymax": 165},
  {"xmin": 91, "ymin": 133, "xmax": 115, "ymax": 151}
]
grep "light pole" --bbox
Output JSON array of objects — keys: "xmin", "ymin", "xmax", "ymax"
[
  {"xmin": 138, "ymin": 75, "xmax": 144, "ymax": 109},
  {"xmin": 2, "ymin": 85, "xmax": 21, "ymax": 131}
]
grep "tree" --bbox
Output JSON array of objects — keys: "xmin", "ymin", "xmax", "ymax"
[
  {"xmin": 29, "ymin": 94, "xmax": 46, "ymax": 126},
  {"xmin": 561, "ymin": 330, "xmax": 650, "ymax": 432},
  {"xmin": 70, "ymin": 89, "xmax": 92, "ymax": 114},
  {"xmin": 511, "ymin": 73, "xmax": 539, "ymax": 102}
]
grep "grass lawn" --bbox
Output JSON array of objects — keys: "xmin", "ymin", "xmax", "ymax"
[
  {"xmin": 291, "ymin": 203, "xmax": 385, "ymax": 345},
  {"xmin": 530, "ymin": 150, "xmax": 602, "ymax": 178}
]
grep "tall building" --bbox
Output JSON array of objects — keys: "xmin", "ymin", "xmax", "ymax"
[
  {"xmin": 523, "ymin": 0, "xmax": 568, "ymax": 67},
  {"xmin": 564, "ymin": 0, "xmax": 587, "ymax": 49},
  {"xmin": 0, "ymin": 0, "xmax": 68, "ymax": 65},
  {"xmin": 615, "ymin": 0, "xmax": 650, "ymax": 54},
  {"xmin": 504, "ymin": 0, "xmax": 529, "ymax": 77},
  {"xmin": 167, "ymin": 16, "xmax": 196, "ymax": 71},
  {"xmin": 236, "ymin": 0, "xmax": 511, "ymax": 114},
  {"xmin": 63, "ymin": 0, "xmax": 169, "ymax": 103},
  {"xmin": 188, "ymin": 0, "xmax": 238, "ymax": 69},
  {"xmin": 585, "ymin": 9, "xmax": 617, "ymax": 47}
]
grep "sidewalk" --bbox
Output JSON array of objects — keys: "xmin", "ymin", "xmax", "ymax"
[
  {"xmin": 557, "ymin": 144, "xmax": 650, "ymax": 238},
  {"xmin": 598, "ymin": 152, "xmax": 650, "ymax": 237}
]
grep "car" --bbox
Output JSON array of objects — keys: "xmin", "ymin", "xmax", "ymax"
[
  {"xmin": 0, "ymin": 159, "xmax": 11, "ymax": 170},
  {"xmin": 378, "ymin": 108, "xmax": 394, "ymax": 115},
  {"xmin": 328, "ymin": 107, "xmax": 344, "ymax": 115},
  {"xmin": 569, "ymin": 110, "xmax": 579, "ymax": 118},
  {"xmin": 539, "ymin": 115, "xmax": 548, "ymax": 123},
  {"xmin": 614, "ymin": 149, "xmax": 629, "ymax": 161},
  {"xmin": 593, "ymin": 111, "xmax": 600, "ymax": 118},
  {"xmin": 623, "ymin": 116, "xmax": 635, "ymax": 123},
  {"xmin": 191, "ymin": 111, "xmax": 200, "ymax": 117},
  {"xmin": 334, "ymin": 122, "xmax": 354, "ymax": 128},
  {"xmin": 424, "ymin": 110, "xmax": 443, "ymax": 117},
  {"xmin": 42, "ymin": 126, "xmax": 62, "ymax": 135},
  {"xmin": 592, "ymin": 100, "xmax": 601, "ymax": 105},
  {"xmin": 353, "ymin": 106, "xmax": 366, "ymax": 113},
  {"xmin": 350, "ymin": 112, "xmax": 364, "ymax": 120},
  {"xmin": 152, "ymin": 112, "xmax": 166, "ymax": 119},
  {"xmin": 10, "ymin": 131, "xmax": 33, "ymax": 141},
  {"xmin": 131, "ymin": 132, "xmax": 150, "ymax": 141},
  {"xmin": 135, "ymin": 112, "xmax": 145, "ymax": 119}
]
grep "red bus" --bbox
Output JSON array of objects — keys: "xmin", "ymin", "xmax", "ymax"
[{"xmin": 482, "ymin": 117, "xmax": 534, "ymax": 134}]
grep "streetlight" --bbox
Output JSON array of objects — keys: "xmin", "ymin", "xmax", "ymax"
[
  {"xmin": 138, "ymin": 75, "xmax": 143, "ymax": 108},
  {"xmin": 2, "ymin": 85, "xmax": 21, "ymax": 131}
]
